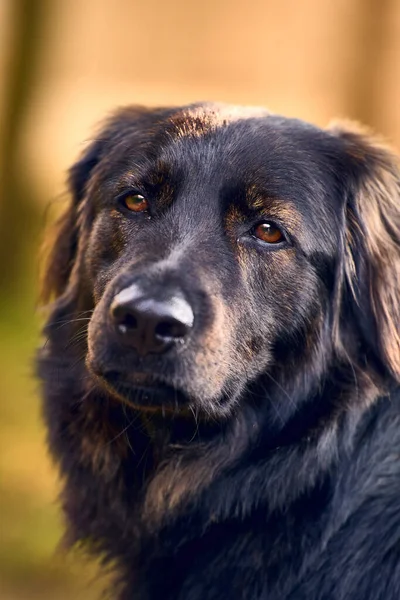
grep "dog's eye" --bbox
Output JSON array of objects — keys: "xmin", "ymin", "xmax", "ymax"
[
  {"xmin": 121, "ymin": 194, "xmax": 149, "ymax": 213},
  {"xmin": 253, "ymin": 222, "xmax": 285, "ymax": 244}
]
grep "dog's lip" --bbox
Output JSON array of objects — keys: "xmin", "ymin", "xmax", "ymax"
[
  {"xmin": 121, "ymin": 371, "xmax": 155, "ymax": 385},
  {"xmin": 103, "ymin": 369, "xmax": 168, "ymax": 388},
  {"xmin": 95, "ymin": 367, "xmax": 188, "ymax": 409}
]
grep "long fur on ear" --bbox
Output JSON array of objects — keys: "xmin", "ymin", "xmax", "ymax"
[
  {"xmin": 41, "ymin": 140, "xmax": 103, "ymax": 303},
  {"xmin": 330, "ymin": 122, "xmax": 400, "ymax": 381}
]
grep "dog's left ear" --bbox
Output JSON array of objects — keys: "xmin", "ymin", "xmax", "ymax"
[{"xmin": 329, "ymin": 122, "xmax": 400, "ymax": 380}]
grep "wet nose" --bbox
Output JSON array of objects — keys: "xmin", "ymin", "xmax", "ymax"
[{"xmin": 110, "ymin": 284, "xmax": 194, "ymax": 355}]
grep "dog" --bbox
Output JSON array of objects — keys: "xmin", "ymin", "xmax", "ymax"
[{"xmin": 38, "ymin": 103, "xmax": 400, "ymax": 599}]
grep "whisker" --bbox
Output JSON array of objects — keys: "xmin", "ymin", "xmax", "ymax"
[
  {"xmin": 52, "ymin": 316, "xmax": 92, "ymax": 331},
  {"xmin": 105, "ymin": 416, "xmax": 138, "ymax": 447},
  {"xmin": 64, "ymin": 328, "xmax": 90, "ymax": 351},
  {"xmin": 188, "ymin": 405, "xmax": 200, "ymax": 443}
]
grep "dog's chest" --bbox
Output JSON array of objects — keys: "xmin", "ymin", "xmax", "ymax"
[{"xmin": 129, "ymin": 482, "xmax": 333, "ymax": 600}]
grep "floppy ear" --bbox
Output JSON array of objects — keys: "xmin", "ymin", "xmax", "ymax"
[
  {"xmin": 41, "ymin": 140, "xmax": 103, "ymax": 303},
  {"xmin": 330, "ymin": 122, "xmax": 400, "ymax": 381}
]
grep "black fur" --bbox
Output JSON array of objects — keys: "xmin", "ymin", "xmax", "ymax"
[{"xmin": 38, "ymin": 103, "xmax": 400, "ymax": 599}]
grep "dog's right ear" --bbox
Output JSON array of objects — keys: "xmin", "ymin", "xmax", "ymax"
[{"xmin": 41, "ymin": 138, "xmax": 103, "ymax": 303}]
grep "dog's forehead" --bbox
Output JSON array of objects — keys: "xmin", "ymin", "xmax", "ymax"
[
  {"xmin": 161, "ymin": 106, "xmax": 335, "ymax": 180},
  {"xmin": 104, "ymin": 103, "xmax": 340, "ymax": 188},
  {"xmin": 159, "ymin": 108, "xmax": 340, "ymax": 211}
]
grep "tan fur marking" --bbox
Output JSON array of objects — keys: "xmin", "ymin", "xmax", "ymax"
[
  {"xmin": 330, "ymin": 121, "xmax": 400, "ymax": 379},
  {"xmin": 170, "ymin": 103, "xmax": 271, "ymax": 139}
]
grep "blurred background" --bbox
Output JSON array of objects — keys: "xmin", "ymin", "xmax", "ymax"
[{"xmin": 1, "ymin": 0, "xmax": 400, "ymax": 598}]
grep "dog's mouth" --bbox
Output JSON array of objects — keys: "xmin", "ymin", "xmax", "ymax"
[{"xmin": 93, "ymin": 367, "xmax": 189, "ymax": 412}]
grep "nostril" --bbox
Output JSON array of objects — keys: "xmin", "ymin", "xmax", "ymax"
[
  {"xmin": 155, "ymin": 319, "xmax": 188, "ymax": 340},
  {"xmin": 112, "ymin": 304, "xmax": 138, "ymax": 332},
  {"xmin": 120, "ymin": 313, "xmax": 138, "ymax": 330}
]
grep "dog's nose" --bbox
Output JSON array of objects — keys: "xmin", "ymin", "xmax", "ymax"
[{"xmin": 110, "ymin": 284, "xmax": 194, "ymax": 355}]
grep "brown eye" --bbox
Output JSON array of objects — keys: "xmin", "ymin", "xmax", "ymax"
[
  {"xmin": 253, "ymin": 222, "xmax": 285, "ymax": 244},
  {"xmin": 122, "ymin": 194, "xmax": 149, "ymax": 212}
]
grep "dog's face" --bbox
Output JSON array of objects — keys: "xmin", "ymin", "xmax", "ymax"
[{"xmin": 44, "ymin": 104, "xmax": 400, "ymax": 419}]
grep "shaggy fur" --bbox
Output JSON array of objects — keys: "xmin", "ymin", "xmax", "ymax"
[{"xmin": 38, "ymin": 103, "xmax": 400, "ymax": 599}]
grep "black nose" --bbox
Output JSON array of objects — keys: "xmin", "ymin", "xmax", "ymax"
[{"xmin": 110, "ymin": 284, "xmax": 194, "ymax": 355}]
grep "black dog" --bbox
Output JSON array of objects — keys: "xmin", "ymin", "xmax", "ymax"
[{"xmin": 39, "ymin": 103, "xmax": 400, "ymax": 599}]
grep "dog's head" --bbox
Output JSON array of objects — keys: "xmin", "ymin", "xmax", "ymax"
[{"xmin": 42, "ymin": 103, "xmax": 400, "ymax": 420}]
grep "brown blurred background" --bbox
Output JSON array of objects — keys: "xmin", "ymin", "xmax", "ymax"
[{"xmin": 1, "ymin": 0, "xmax": 399, "ymax": 598}]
